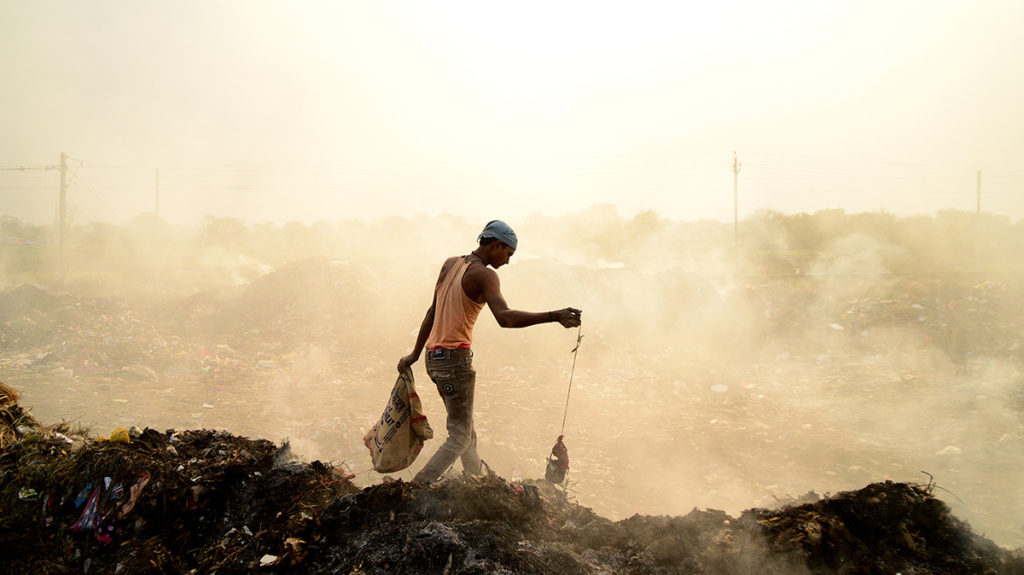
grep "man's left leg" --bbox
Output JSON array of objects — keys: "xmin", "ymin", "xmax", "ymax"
[
  {"xmin": 460, "ymin": 423, "xmax": 481, "ymax": 475},
  {"xmin": 414, "ymin": 351, "xmax": 479, "ymax": 483}
]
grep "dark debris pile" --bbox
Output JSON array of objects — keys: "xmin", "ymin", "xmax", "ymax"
[
  {"xmin": 748, "ymin": 481, "xmax": 1024, "ymax": 575},
  {"xmin": 0, "ymin": 391, "xmax": 357, "ymax": 574},
  {"xmin": 3, "ymin": 388, "xmax": 1023, "ymax": 575}
]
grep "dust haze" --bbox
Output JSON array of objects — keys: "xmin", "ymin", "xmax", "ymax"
[{"xmin": 1, "ymin": 207, "xmax": 1022, "ymax": 549}]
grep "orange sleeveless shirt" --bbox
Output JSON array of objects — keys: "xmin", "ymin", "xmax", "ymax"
[{"xmin": 425, "ymin": 256, "xmax": 485, "ymax": 349}]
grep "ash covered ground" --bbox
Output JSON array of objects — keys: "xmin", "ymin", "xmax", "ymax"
[{"xmin": 2, "ymin": 221, "xmax": 1024, "ymax": 572}]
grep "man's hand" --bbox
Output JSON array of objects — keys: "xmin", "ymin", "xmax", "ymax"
[
  {"xmin": 397, "ymin": 354, "xmax": 418, "ymax": 373},
  {"xmin": 553, "ymin": 307, "xmax": 582, "ymax": 328}
]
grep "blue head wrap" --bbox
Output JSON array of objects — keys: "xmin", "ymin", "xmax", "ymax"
[{"xmin": 477, "ymin": 220, "xmax": 518, "ymax": 250}]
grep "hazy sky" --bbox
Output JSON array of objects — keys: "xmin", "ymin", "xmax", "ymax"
[{"xmin": 2, "ymin": 1, "xmax": 1022, "ymax": 225}]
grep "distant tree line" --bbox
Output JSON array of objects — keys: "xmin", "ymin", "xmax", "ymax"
[{"xmin": 1, "ymin": 207, "xmax": 1022, "ymax": 294}]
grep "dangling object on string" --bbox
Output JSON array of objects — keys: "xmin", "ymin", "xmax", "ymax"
[
  {"xmin": 546, "ymin": 325, "xmax": 583, "ymax": 484},
  {"xmin": 560, "ymin": 324, "xmax": 584, "ymax": 436}
]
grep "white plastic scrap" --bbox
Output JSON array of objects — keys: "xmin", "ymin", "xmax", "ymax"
[{"xmin": 53, "ymin": 432, "xmax": 74, "ymax": 444}]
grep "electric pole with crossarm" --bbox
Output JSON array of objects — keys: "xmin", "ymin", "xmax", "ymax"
[
  {"xmin": 58, "ymin": 152, "xmax": 68, "ymax": 287},
  {"xmin": 732, "ymin": 151, "xmax": 741, "ymax": 245}
]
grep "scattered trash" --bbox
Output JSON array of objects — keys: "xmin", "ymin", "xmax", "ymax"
[
  {"xmin": 2, "ymin": 383, "xmax": 1023, "ymax": 574},
  {"xmin": 71, "ymin": 485, "xmax": 102, "ymax": 532},
  {"xmin": 53, "ymin": 431, "xmax": 74, "ymax": 444},
  {"xmin": 17, "ymin": 487, "xmax": 38, "ymax": 501},
  {"xmin": 118, "ymin": 476, "xmax": 150, "ymax": 518}
]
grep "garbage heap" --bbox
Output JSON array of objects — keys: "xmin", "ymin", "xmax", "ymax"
[
  {"xmin": 0, "ymin": 382, "xmax": 38, "ymax": 449},
  {"xmin": 0, "ymin": 383, "xmax": 358, "ymax": 574},
  {"xmin": 3, "ymin": 387, "xmax": 1023, "ymax": 575}
]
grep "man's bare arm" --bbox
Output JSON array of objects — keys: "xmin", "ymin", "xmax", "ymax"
[
  {"xmin": 479, "ymin": 268, "xmax": 581, "ymax": 328},
  {"xmin": 398, "ymin": 302, "xmax": 435, "ymax": 372}
]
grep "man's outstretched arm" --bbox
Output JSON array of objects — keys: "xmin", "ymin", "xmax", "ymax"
[{"xmin": 481, "ymin": 269, "xmax": 581, "ymax": 328}]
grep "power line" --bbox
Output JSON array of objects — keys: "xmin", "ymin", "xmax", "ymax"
[
  {"xmin": 0, "ymin": 165, "xmax": 59, "ymax": 172},
  {"xmin": 68, "ymin": 173, "xmax": 123, "ymax": 221}
]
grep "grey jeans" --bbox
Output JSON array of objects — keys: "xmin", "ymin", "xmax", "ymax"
[{"xmin": 413, "ymin": 348, "xmax": 481, "ymax": 484}]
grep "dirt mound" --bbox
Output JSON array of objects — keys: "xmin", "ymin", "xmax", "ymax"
[
  {"xmin": 0, "ymin": 283, "xmax": 60, "ymax": 318},
  {"xmin": 0, "ymin": 284, "xmax": 167, "ymax": 381},
  {"xmin": 2, "ymin": 390, "xmax": 1022, "ymax": 575},
  {"xmin": 146, "ymin": 258, "xmax": 388, "ymax": 352},
  {"xmin": 0, "ymin": 281, "xmax": 277, "ymax": 384},
  {"xmin": 0, "ymin": 258, "xmax": 406, "ymax": 384}
]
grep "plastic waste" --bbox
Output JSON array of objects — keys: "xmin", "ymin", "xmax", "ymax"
[
  {"xmin": 95, "ymin": 512, "xmax": 116, "ymax": 543},
  {"xmin": 118, "ymin": 476, "xmax": 150, "ymax": 518},
  {"xmin": 74, "ymin": 483, "xmax": 94, "ymax": 508},
  {"xmin": 72, "ymin": 486, "xmax": 102, "ymax": 532}
]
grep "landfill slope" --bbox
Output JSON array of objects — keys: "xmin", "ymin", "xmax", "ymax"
[
  {"xmin": 2, "ymin": 263, "xmax": 1024, "ymax": 567},
  {"xmin": 2, "ymin": 390, "xmax": 1023, "ymax": 575}
]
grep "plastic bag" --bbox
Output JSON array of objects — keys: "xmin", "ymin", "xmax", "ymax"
[{"xmin": 72, "ymin": 486, "xmax": 102, "ymax": 532}]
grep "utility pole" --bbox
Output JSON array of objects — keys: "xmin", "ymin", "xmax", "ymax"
[
  {"xmin": 975, "ymin": 170, "xmax": 981, "ymax": 272},
  {"xmin": 732, "ymin": 151, "xmax": 741, "ymax": 245},
  {"xmin": 155, "ymin": 168, "xmax": 160, "ymax": 218},
  {"xmin": 3, "ymin": 160, "xmax": 62, "ymax": 282},
  {"xmin": 59, "ymin": 152, "xmax": 67, "ymax": 289},
  {"xmin": 976, "ymin": 170, "xmax": 981, "ymax": 216}
]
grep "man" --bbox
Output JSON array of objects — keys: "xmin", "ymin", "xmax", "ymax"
[{"xmin": 398, "ymin": 220, "xmax": 582, "ymax": 485}]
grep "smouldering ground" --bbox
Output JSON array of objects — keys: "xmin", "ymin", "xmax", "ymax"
[{"xmin": 11, "ymin": 345, "xmax": 1023, "ymax": 549}]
